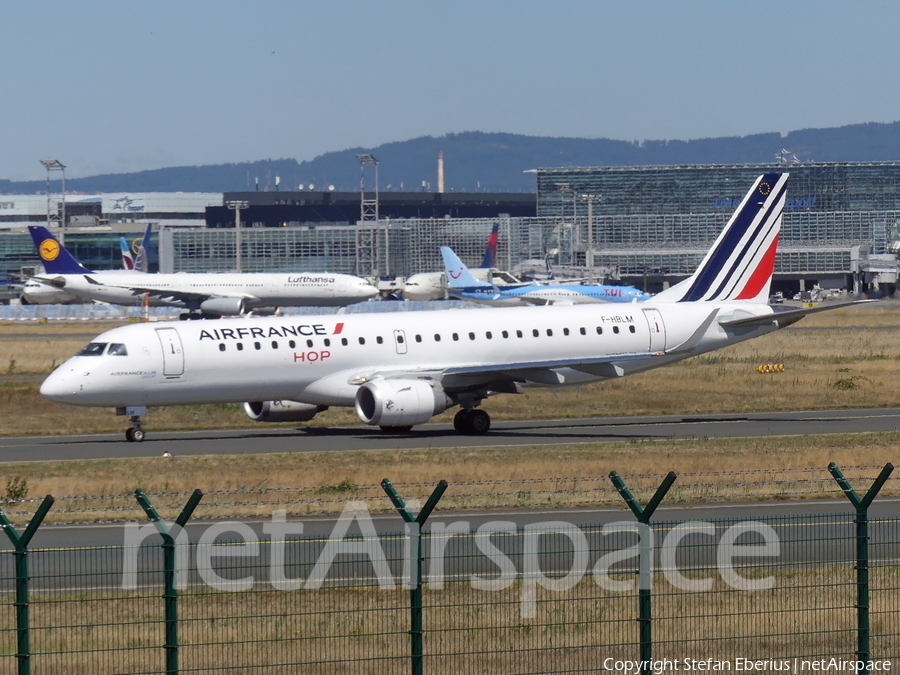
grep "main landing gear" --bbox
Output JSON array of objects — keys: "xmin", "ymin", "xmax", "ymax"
[
  {"xmin": 117, "ymin": 405, "xmax": 147, "ymax": 442},
  {"xmin": 453, "ymin": 409, "xmax": 491, "ymax": 435}
]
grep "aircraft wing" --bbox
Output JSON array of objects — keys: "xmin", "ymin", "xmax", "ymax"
[
  {"xmin": 83, "ymin": 276, "xmax": 258, "ymax": 304},
  {"xmin": 515, "ymin": 295, "xmax": 554, "ymax": 306},
  {"xmin": 363, "ymin": 351, "xmax": 660, "ymax": 392},
  {"xmin": 446, "ymin": 289, "xmax": 525, "ymax": 307}
]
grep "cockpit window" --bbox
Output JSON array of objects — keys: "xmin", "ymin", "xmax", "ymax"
[
  {"xmin": 107, "ymin": 343, "xmax": 128, "ymax": 356},
  {"xmin": 77, "ymin": 342, "xmax": 108, "ymax": 356}
]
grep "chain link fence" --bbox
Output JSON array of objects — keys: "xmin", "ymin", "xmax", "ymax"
[{"xmin": 0, "ymin": 467, "xmax": 896, "ymax": 673}]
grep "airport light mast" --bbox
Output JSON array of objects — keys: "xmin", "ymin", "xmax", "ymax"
[
  {"xmin": 355, "ymin": 154, "xmax": 381, "ymax": 276},
  {"xmin": 226, "ymin": 200, "xmax": 249, "ymax": 273},
  {"xmin": 40, "ymin": 159, "xmax": 66, "ymax": 243},
  {"xmin": 555, "ymin": 183, "xmax": 577, "ymax": 266},
  {"xmin": 581, "ymin": 193, "xmax": 599, "ymax": 274}
]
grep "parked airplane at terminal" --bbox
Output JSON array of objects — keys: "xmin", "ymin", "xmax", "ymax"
[
  {"xmin": 22, "ymin": 225, "xmax": 152, "ymax": 304},
  {"xmin": 118, "ymin": 223, "xmax": 153, "ymax": 272},
  {"xmin": 27, "ymin": 226, "xmax": 378, "ymax": 316},
  {"xmin": 441, "ymin": 246, "xmax": 651, "ymax": 306},
  {"xmin": 402, "ymin": 222, "xmax": 521, "ymax": 301},
  {"xmin": 41, "ymin": 174, "xmax": 869, "ymax": 442}
]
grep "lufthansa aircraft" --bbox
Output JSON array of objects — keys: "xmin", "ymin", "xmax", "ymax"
[
  {"xmin": 22, "ymin": 224, "xmax": 153, "ymax": 304},
  {"xmin": 27, "ymin": 226, "xmax": 378, "ymax": 316},
  {"xmin": 40, "ymin": 174, "xmax": 867, "ymax": 441},
  {"xmin": 441, "ymin": 246, "xmax": 651, "ymax": 306}
]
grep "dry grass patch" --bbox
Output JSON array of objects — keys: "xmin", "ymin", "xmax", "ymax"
[
  {"xmin": 3, "ymin": 567, "xmax": 896, "ymax": 672},
  {"xmin": 0, "ymin": 433, "xmax": 896, "ymax": 524}
]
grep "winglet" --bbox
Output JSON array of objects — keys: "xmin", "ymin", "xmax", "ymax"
[
  {"xmin": 28, "ymin": 226, "xmax": 93, "ymax": 274},
  {"xmin": 654, "ymin": 174, "xmax": 788, "ymax": 303},
  {"xmin": 441, "ymin": 246, "xmax": 494, "ymax": 290}
]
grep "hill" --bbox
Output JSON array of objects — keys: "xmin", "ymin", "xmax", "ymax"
[{"xmin": 4, "ymin": 121, "xmax": 900, "ymax": 194}]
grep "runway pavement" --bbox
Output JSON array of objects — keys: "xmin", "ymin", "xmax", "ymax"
[
  {"xmin": 2, "ymin": 407, "xmax": 900, "ymax": 463},
  {"xmin": 9, "ymin": 497, "xmax": 899, "ymax": 593}
]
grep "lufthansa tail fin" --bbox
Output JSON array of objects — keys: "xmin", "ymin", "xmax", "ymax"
[
  {"xmin": 28, "ymin": 226, "xmax": 93, "ymax": 274},
  {"xmin": 480, "ymin": 222, "xmax": 499, "ymax": 269},
  {"xmin": 441, "ymin": 246, "xmax": 494, "ymax": 290},
  {"xmin": 654, "ymin": 173, "xmax": 787, "ymax": 303}
]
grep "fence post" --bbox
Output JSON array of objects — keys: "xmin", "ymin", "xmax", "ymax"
[
  {"xmin": 381, "ymin": 479, "xmax": 448, "ymax": 675},
  {"xmin": 0, "ymin": 494, "xmax": 55, "ymax": 675},
  {"xmin": 828, "ymin": 462, "xmax": 894, "ymax": 672},
  {"xmin": 135, "ymin": 489, "xmax": 204, "ymax": 675},
  {"xmin": 609, "ymin": 471, "xmax": 676, "ymax": 675}
]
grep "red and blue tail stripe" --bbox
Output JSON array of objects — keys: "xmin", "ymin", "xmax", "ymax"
[
  {"xmin": 480, "ymin": 222, "xmax": 499, "ymax": 269},
  {"xmin": 664, "ymin": 173, "xmax": 787, "ymax": 303}
]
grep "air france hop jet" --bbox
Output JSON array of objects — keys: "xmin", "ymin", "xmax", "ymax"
[
  {"xmin": 27, "ymin": 226, "xmax": 378, "ymax": 316},
  {"xmin": 22, "ymin": 224, "xmax": 153, "ymax": 304},
  {"xmin": 442, "ymin": 246, "xmax": 651, "ymax": 306},
  {"xmin": 41, "ymin": 174, "xmax": 867, "ymax": 442}
]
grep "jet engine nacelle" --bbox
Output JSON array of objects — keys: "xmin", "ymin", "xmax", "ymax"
[
  {"xmin": 199, "ymin": 296, "xmax": 245, "ymax": 316},
  {"xmin": 354, "ymin": 379, "xmax": 450, "ymax": 428},
  {"xmin": 244, "ymin": 400, "xmax": 324, "ymax": 422}
]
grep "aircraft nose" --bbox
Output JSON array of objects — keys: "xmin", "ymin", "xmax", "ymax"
[{"xmin": 40, "ymin": 368, "xmax": 79, "ymax": 403}]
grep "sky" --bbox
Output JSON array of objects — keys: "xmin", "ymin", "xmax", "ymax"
[{"xmin": 2, "ymin": 1, "xmax": 899, "ymax": 181}]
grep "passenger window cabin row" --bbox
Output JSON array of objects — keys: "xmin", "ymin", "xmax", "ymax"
[{"xmin": 215, "ymin": 323, "xmax": 638, "ymax": 352}]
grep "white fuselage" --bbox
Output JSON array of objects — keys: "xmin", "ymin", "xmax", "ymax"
[
  {"xmin": 403, "ymin": 268, "xmax": 513, "ymax": 301},
  {"xmin": 21, "ymin": 278, "xmax": 79, "ymax": 304},
  {"xmin": 46, "ymin": 271, "xmax": 378, "ymax": 309},
  {"xmin": 40, "ymin": 300, "xmax": 778, "ymax": 409}
]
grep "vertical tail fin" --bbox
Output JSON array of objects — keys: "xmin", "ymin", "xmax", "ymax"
[
  {"xmin": 480, "ymin": 222, "xmax": 499, "ymax": 269},
  {"xmin": 28, "ymin": 226, "xmax": 93, "ymax": 274},
  {"xmin": 119, "ymin": 237, "xmax": 135, "ymax": 270},
  {"xmin": 654, "ymin": 173, "xmax": 787, "ymax": 303},
  {"xmin": 133, "ymin": 224, "xmax": 152, "ymax": 273},
  {"xmin": 441, "ymin": 246, "xmax": 494, "ymax": 289}
]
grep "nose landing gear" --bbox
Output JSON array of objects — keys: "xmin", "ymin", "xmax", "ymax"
[{"xmin": 117, "ymin": 405, "xmax": 147, "ymax": 442}]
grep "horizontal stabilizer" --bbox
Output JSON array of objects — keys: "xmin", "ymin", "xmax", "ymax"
[{"xmin": 718, "ymin": 300, "xmax": 876, "ymax": 329}]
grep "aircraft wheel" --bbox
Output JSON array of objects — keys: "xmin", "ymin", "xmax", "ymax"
[
  {"xmin": 125, "ymin": 428, "xmax": 134, "ymax": 442},
  {"xmin": 379, "ymin": 425, "xmax": 413, "ymax": 433},
  {"xmin": 467, "ymin": 410, "xmax": 491, "ymax": 435},
  {"xmin": 453, "ymin": 409, "xmax": 469, "ymax": 433},
  {"xmin": 131, "ymin": 428, "xmax": 145, "ymax": 442},
  {"xmin": 454, "ymin": 409, "xmax": 491, "ymax": 435}
]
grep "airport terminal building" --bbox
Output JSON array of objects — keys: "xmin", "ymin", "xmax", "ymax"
[
  {"xmin": 535, "ymin": 162, "xmax": 900, "ymax": 293},
  {"xmin": 2, "ymin": 162, "xmax": 899, "ymax": 295}
]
